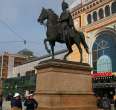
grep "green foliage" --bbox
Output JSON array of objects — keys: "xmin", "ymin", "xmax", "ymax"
[{"xmin": 2, "ymin": 75, "xmax": 36, "ymax": 97}]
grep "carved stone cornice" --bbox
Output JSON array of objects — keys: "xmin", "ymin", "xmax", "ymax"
[
  {"xmin": 71, "ymin": 0, "xmax": 112, "ymax": 19},
  {"xmin": 35, "ymin": 59, "xmax": 90, "ymax": 72},
  {"xmin": 83, "ymin": 14, "xmax": 116, "ymax": 32}
]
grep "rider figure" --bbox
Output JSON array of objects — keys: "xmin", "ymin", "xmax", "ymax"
[
  {"xmin": 59, "ymin": 0, "xmax": 74, "ymax": 41},
  {"xmin": 60, "ymin": 0, "xmax": 89, "ymax": 53}
]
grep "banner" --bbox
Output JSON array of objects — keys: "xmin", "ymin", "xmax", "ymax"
[{"xmin": 92, "ymin": 72, "xmax": 112, "ymax": 77}]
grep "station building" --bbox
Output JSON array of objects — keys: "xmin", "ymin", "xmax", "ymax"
[{"xmin": 69, "ymin": 0, "xmax": 116, "ymax": 100}]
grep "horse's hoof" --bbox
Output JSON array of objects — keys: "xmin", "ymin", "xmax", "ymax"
[
  {"xmin": 48, "ymin": 50, "xmax": 51, "ymax": 54},
  {"xmin": 79, "ymin": 60, "xmax": 83, "ymax": 63},
  {"xmin": 63, "ymin": 57, "xmax": 67, "ymax": 61}
]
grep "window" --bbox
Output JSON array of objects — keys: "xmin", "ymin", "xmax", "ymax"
[
  {"xmin": 105, "ymin": 5, "xmax": 110, "ymax": 17},
  {"xmin": 93, "ymin": 11, "xmax": 97, "ymax": 21},
  {"xmin": 97, "ymin": 55, "xmax": 112, "ymax": 72},
  {"xmin": 87, "ymin": 14, "xmax": 92, "ymax": 24},
  {"xmin": 26, "ymin": 70, "xmax": 35, "ymax": 76},
  {"xmin": 92, "ymin": 30, "xmax": 116, "ymax": 72},
  {"xmin": 98, "ymin": 8, "xmax": 104, "ymax": 19},
  {"xmin": 111, "ymin": 2, "xmax": 116, "ymax": 14}
]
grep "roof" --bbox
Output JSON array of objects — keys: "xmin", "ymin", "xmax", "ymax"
[
  {"xmin": 17, "ymin": 48, "xmax": 34, "ymax": 56},
  {"xmin": 0, "ymin": 52, "xmax": 25, "ymax": 58},
  {"xmin": 69, "ymin": 0, "xmax": 81, "ymax": 10},
  {"xmin": 69, "ymin": 0, "xmax": 96, "ymax": 12},
  {"xmin": 16, "ymin": 49, "xmax": 67, "ymax": 65}
]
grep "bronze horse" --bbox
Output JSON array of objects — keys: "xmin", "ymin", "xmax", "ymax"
[{"xmin": 38, "ymin": 8, "xmax": 89, "ymax": 62}]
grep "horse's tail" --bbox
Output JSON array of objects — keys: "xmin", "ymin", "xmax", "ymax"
[
  {"xmin": 79, "ymin": 31, "xmax": 89, "ymax": 53},
  {"xmin": 44, "ymin": 39, "xmax": 51, "ymax": 54}
]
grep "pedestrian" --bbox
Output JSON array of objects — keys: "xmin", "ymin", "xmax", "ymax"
[
  {"xmin": 0, "ymin": 95, "xmax": 2, "ymax": 110},
  {"xmin": 11, "ymin": 93, "xmax": 22, "ymax": 110},
  {"xmin": 114, "ymin": 98, "xmax": 116, "ymax": 109},
  {"xmin": 24, "ymin": 93, "xmax": 38, "ymax": 110},
  {"xmin": 97, "ymin": 96, "xmax": 103, "ymax": 110},
  {"xmin": 6, "ymin": 93, "xmax": 13, "ymax": 101},
  {"xmin": 102, "ymin": 95, "xmax": 111, "ymax": 110}
]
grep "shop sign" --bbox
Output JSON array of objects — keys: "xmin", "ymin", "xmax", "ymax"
[{"xmin": 92, "ymin": 72, "xmax": 112, "ymax": 77}]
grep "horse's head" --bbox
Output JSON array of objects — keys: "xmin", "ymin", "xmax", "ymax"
[{"xmin": 38, "ymin": 8, "xmax": 48, "ymax": 24}]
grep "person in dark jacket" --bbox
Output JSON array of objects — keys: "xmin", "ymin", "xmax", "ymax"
[
  {"xmin": 24, "ymin": 94, "xmax": 38, "ymax": 110},
  {"xmin": 102, "ymin": 95, "xmax": 111, "ymax": 110},
  {"xmin": 0, "ymin": 95, "xmax": 2, "ymax": 110},
  {"xmin": 114, "ymin": 98, "xmax": 116, "ymax": 109},
  {"xmin": 11, "ymin": 93, "xmax": 22, "ymax": 110},
  {"xmin": 97, "ymin": 96, "xmax": 103, "ymax": 110},
  {"xmin": 6, "ymin": 93, "xmax": 13, "ymax": 101}
]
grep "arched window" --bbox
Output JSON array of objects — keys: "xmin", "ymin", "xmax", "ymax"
[
  {"xmin": 97, "ymin": 55, "xmax": 112, "ymax": 72},
  {"xmin": 98, "ymin": 8, "xmax": 104, "ymax": 19},
  {"xmin": 111, "ymin": 1, "xmax": 116, "ymax": 14},
  {"xmin": 105, "ymin": 5, "xmax": 110, "ymax": 17},
  {"xmin": 92, "ymin": 30, "xmax": 116, "ymax": 72},
  {"xmin": 87, "ymin": 14, "xmax": 92, "ymax": 24},
  {"xmin": 93, "ymin": 11, "xmax": 97, "ymax": 21}
]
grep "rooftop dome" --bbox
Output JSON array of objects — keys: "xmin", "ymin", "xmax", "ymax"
[{"xmin": 17, "ymin": 48, "xmax": 34, "ymax": 58}]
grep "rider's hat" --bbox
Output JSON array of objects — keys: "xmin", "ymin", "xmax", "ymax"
[{"xmin": 62, "ymin": 0, "xmax": 69, "ymax": 10}]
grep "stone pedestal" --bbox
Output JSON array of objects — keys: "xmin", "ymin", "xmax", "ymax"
[{"xmin": 35, "ymin": 59, "xmax": 97, "ymax": 110}]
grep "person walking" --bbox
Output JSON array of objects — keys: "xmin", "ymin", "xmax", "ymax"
[
  {"xmin": 0, "ymin": 95, "xmax": 2, "ymax": 110},
  {"xmin": 102, "ymin": 95, "xmax": 111, "ymax": 110},
  {"xmin": 114, "ymin": 98, "xmax": 116, "ymax": 110},
  {"xmin": 97, "ymin": 96, "xmax": 103, "ymax": 110},
  {"xmin": 11, "ymin": 93, "xmax": 22, "ymax": 110},
  {"xmin": 24, "ymin": 94, "xmax": 38, "ymax": 110}
]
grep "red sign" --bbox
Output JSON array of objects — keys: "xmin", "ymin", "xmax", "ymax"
[{"xmin": 91, "ymin": 72, "xmax": 112, "ymax": 78}]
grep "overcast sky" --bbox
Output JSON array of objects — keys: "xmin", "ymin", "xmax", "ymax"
[{"xmin": 0, "ymin": 0, "xmax": 79, "ymax": 56}]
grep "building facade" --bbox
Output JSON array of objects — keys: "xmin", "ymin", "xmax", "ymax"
[
  {"xmin": 70, "ymin": 0, "xmax": 116, "ymax": 101},
  {"xmin": 70, "ymin": 0, "xmax": 116, "ymax": 68},
  {"xmin": 0, "ymin": 52, "xmax": 26, "ymax": 79},
  {"xmin": 0, "ymin": 52, "xmax": 27, "ymax": 95},
  {"xmin": 2, "ymin": 50, "xmax": 67, "ymax": 96}
]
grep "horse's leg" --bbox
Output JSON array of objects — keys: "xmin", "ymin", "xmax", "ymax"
[
  {"xmin": 80, "ymin": 32, "xmax": 89, "ymax": 54},
  {"xmin": 44, "ymin": 39, "xmax": 51, "ymax": 54},
  {"xmin": 75, "ymin": 43, "xmax": 83, "ymax": 63},
  {"xmin": 50, "ymin": 42, "xmax": 55, "ymax": 59},
  {"xmin": 64, "ymin": 43, "xmax": 73, "ymax": 60}
]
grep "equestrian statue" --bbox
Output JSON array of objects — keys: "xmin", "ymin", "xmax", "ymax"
[{"xmin": 37, "ymin": 0, "xmax": 89, "ymax": 63}]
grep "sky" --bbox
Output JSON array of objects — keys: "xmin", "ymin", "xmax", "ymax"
[{"xmin": 0, "ymin": 0, "xmax": 79, "ymax": 56}]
